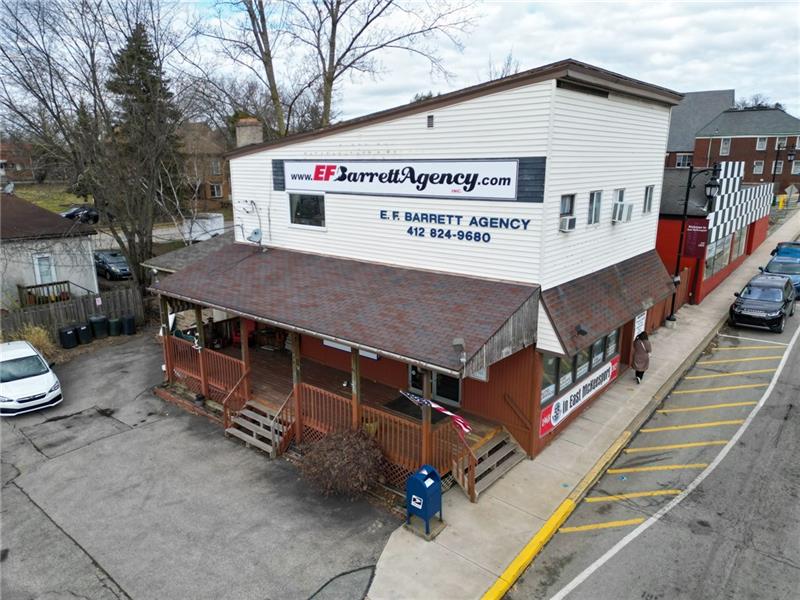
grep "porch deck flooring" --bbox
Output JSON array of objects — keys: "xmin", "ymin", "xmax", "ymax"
[{"xmin": 226, "ymin": 345, "xmax": 505, "ymax": 452}]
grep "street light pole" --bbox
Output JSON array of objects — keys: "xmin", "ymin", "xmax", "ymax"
[{"xmin": 667, "ymin": 162, "xmax": 721, "ymax": 321}]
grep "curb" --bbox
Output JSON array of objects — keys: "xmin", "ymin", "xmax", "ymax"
[{"xmin": 480, "ymin": 314, "xmax": 729, "ymax": 600}]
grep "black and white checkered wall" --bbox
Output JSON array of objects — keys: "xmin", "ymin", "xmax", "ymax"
[{"xmin": 706, "ymin": 161, "xmax": 772, "ymax": 243}]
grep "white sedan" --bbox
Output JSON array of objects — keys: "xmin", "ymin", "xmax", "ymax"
[{"xmin": 0, "ymin": 341, "xmax": 62, "ymax": 416}]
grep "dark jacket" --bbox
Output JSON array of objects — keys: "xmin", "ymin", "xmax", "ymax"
[{"xmin": 633, "ymin": 338, "xmax": 652, "ymax": 371}]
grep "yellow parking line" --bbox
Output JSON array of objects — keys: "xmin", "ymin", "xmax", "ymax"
[
  {"xmin": 585, "ymin": 490, "xmax": 682, "ymax": 503},
  {"xmin": 608, "ymin": 463, "xmax": 708, "ymax": 474},
  {"xmin": 624, "ymin": 440, "xmax": 729, "ymax": 453},
  {"xmin": 697, "ymin": 356, "xmax": 783, "ymax": 365},
  {"xmin": 560, "ymin": 518, "xmax": 645, "ymax": 533},
  {"xmin": 713, "ymin": 345, "xmax": 783, "ymax": 351},
  {"xmin": 672, "ymin": 383, "xmax": 768, "ymax": 394},
  {"xmin": 685, "ymin": 368, "xmax": 776, "ymax": 380},
  {"xmin": 641, "ymin": 419, "xmax": 744, "ymax": 433},
  {"xmin": 657, "ymin": 401, "xmax": 757, "ymax": 414}
]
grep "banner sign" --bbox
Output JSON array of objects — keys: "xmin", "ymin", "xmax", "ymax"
[
  {"xmin": 634, "ymin": 311, "xmax": 647, "ymax": 338},
  {"xmin": 683, "ymin": 221, "xmax": 709, "ymax": 259},
  {"xmin": 539, "ymin": 356, "xmax": 620, "ymax": 437},
  {"xmin": 284, "ymin": 159, "xmax": 519, "ymax": 201}
]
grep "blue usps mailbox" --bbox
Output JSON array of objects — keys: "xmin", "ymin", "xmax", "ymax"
[{"xmin": 406, "ymin": 464, "xmax": 442, "ymax": 535}]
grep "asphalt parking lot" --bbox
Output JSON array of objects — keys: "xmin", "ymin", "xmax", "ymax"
[
  {"xmin": 1, "ymin": 331, "xmax": 398, "ymax": 600},
  {"xmin": 510, "ymin": 316, "xmax": 799, "ymax": 600}
]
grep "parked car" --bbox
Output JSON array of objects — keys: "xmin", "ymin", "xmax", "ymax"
[
  {"xmin": 60, "ymin": 204, "xmax": 99, "ymax": 224},
  {"xmin": 770, "ymin": 241, "xmax": 800, "ymax": 259},
  {"xmin": 0, "ymin": 341, "xmax": 63, "ymax": 416},
  {"xmin": 762, "ymin": 257, "xmax": 800, "ymax": 293},
  {"xmin": 94, "ymin": 251, "xmax": 132, "ymax": 280},
  {"xmin": 729, "ymin": 273, "xmax": 796, "ymax": 333}
]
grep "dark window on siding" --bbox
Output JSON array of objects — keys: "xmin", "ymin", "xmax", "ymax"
[
  {"xmin": 290, "ymin": 194, "xmax": 325, "ymax": 227},
  {"xmin": 427, "ymin": 115, "xmax": 434, "ymax": 128}
]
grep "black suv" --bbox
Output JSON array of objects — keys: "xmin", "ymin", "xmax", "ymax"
[
  {"xmin": 94, "ymin": 251, "xmax": 132, "ymax": 280},
  {"xmin": 729, "ymin": 273, "xmax": 796, "ymax": 333},
  {"xmin": 60, "ymin": 205, "xmax": 99, "ymax": 224}
]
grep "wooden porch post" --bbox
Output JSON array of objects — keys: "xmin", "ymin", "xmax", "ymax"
[
  {"xmin": 159, "ymin": 295, "xmax": 173, "ymax": 383},
  {"xmin": 195, "ymin": 306, "xmax": 209, "ymax": 397},
  {"xmin": 350, "ymin": 348, "xmax": 361, "ymax": 429},
  {"xmin": 421, "ymin": 369, "xmax": 433, "ymax": 465},
  {"xmin": 240, "ymin": 317, "xmax": 251, "ymax": 399},
  {"xmin": 290, "ymin": 332, "xmax": 303, "ymax": 442}
]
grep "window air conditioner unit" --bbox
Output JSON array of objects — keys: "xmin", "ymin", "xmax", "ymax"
[
  {"xmin": 612, "ymin": 202, "xmax": 634, "ymax": 223},
  {"xmin": 559, "ymin": 216, "xmax": 577, "ymax": 232}
]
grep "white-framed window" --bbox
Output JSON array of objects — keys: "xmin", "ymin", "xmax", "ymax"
[
  {"xmin": 588, "ymin": 190, "xmax": 602, "ymax": 224},
  {"xmin": 210, "ymin": 159, "xmax": 221, "ymax": 176},
  {"xmin": 613, "ymin": 188, "xmax": 625, "ymax": 203},
  {"xmin": 560, "ymin": 194, "xmax": 575, "ymax": 217},
  {"xmin": 675, "ymin": 153, "xmax": 692, "ymax": 168},
  {"xmin": 210, "ymin": 183, "xmax": 222, "ymax": 198},
  {"xmin": 773, "ymin": 160, "xmax": 783, "ymax": 175},
  {"xmin": 792, "ymin": 161, "xmax": 800, "ymax": 175},
  {"xmin": 289, "ymin": 193, "xmax": 325, "ymax": 227},
  {"xmin": 643, "ymin": 185, "xmax": 654, "ymax": 213},
  {"xmin": 409, "ymin": 365, "xmax": 460, "ymax": 406},
  {"xmin": 776, "ymin": 136, "xmax": 788, "ymax": 150},
  {"xmin": 33, "ymin": 255, "xmax": 56, "ymax": 284},
  {"xmin": 753, "ymin": 160, "xmax": 764, "ymax": 175},
  {"xmin": 756, "ymin": 137, "xmax": 767, "ymax": 151},
  {"xmin": 719, "ymin": 138, "xmax": 731, "ymax": 156}
]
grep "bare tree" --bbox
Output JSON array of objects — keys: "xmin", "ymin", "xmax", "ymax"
[
  {"xmin": 735, "ymin": 94, "xmax": 784, "ymax": 110},
  {"xmin": 207, "ymin": 0, "xmax": 475, "ymax": 134},
  {"xmin": 486, "ymin": 49, "xmax": 520, "ymax": 81}
]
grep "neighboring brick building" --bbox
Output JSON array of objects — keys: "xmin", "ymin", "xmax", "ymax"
[
  {"xmin": 693, "ymin": 108, "xmax": 800, "ymax": 193},
  {"xmin": 179, "ymin": 122, "xmax": 231, "ymax": 206},
  {"xmin": 664, "ymin": 90, "xmax": 734, "ymax": 169}
]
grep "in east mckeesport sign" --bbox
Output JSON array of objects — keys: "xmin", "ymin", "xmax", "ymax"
[
  {"xmin": 539, "ymin": 356, "xmax": 620, "ymax": 437},
  {"xmin": 284, "ymin": 159, "xmax": 519, "ymax": 201}
]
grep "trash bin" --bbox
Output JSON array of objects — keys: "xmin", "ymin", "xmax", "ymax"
[
  {"xmin": 89, "ymin": 315, "xmax": 109, "ymax": 339},
  {"xmin": 75, "ymin": 323, "xmax": 92, "ymax": 345},
  {"xmin": 406, "ymin": 464, "xmax": 443, "ymax": 535},
  {"xmin": 121, "ymin": 314, "xmax": 136, "ymax": 336},
  {"xmin": 108, "ymin": 318, "xmax": 122, "ymax": 336},
  {"xmin": 58, "ymin": 325, "xmax": 78, "ymax": 349}
]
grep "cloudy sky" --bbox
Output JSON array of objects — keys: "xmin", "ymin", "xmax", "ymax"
[{"xmin": 332, "ymin": 1, "xmax": 800, "ymax": 120}]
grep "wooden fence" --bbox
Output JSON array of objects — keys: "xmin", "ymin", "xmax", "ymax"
[{"xmin": 2, "ymin": 285, "xmax": 145, "ymax": 337}]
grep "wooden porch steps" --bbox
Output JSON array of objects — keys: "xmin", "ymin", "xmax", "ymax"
[
  {"xmin": 225, "ymin": 401, "xmax": 284, "ymax": 458},
  {"xmin": 456, "ymin": 429, "xmax": 526, "ymax": 501}
]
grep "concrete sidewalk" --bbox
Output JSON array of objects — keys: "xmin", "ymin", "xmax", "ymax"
[{"xmin": 367, "ymin": 209, "xmax": 800, "ymax": 600}]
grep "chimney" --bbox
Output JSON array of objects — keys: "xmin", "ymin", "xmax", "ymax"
[{"xmin": 235, "ymin": 117, "xmax": 263, "ymax": 148}]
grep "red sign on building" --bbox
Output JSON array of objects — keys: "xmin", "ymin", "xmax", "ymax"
[{"xmin": 683, "ymin": 221, "xmax": 709, "ymax": 259}]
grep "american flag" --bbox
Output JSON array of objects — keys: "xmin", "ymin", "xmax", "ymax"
[{"xmin": 400, "ymin": 390, "xmax": 472, "ymax": 438}]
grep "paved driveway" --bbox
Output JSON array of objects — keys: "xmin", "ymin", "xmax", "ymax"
[{"xmin": 1, "ymin": 331, "xmax": 397, "ymax": 600}]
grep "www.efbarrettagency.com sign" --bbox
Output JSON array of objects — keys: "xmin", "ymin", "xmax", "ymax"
[
  {"xmin": 539, "ymin": 355, "xmax": 620, "ymax": 437},
  {"xmin": 284, "ymin": 160, "xmax": 519, "ymax": 201}
]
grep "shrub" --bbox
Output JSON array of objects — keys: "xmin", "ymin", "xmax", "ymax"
[
  {"xmin": 299, "ymin": 429, "xmax": 383, "ymax": 497},
  {"xmin": 3, "ymin": 324, "xmax": 57, "ymax": 360}
]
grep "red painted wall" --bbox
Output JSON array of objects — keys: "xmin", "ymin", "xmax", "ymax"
[
  {"xmin": 656, "ymin": 216, "xmax": 705, "ymax": 303},
  {"xmin": 299, "ymin": 335, "xmax": 408, "ymax": 389},
  {"xmin": 747, "ymin": 215, "xmax": 770, "ymax": 254}
]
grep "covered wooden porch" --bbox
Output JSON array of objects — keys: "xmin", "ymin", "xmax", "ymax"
[{"xmin": 159, "ymin": 308, "xmax": 495, "ymax": 496}]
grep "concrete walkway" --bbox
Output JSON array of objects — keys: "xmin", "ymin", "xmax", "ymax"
[{"xmin": 367, "ymin": 208, "xmax": 800, "ymax": 600}]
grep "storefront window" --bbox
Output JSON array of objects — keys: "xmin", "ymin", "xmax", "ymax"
[
  {"xmin": 558, "ymin": 356, "xmax": 575, "ymax": 390},
  {"xmin": 606, "ymin": 330, "xmax": 619, "ymax": 358},
  {"xmin": 290, "ymin": 193, "xmax": 325, "ymax": 227},
  {"xmin": 704, "ymin": 234, "xmax": 735, "ymax": 279},
  {"xmin": 541, "ymin": 355, "xmax": 558, "ymax": 405},
  {"xmin": 590, "ymin": 337, "xmax": 605, "ymax": 369},
  {"xmin": 732, "ymin": 226, "xmax": 747, "ymax": 261},
  {"xmin": 576, "ymin": 347, "xmax": 590, "ymax": 379}
]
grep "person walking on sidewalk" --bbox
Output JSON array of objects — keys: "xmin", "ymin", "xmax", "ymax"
[{"xmin": 633, "ymin": 331, "xmax": 652, "ymax": 384}]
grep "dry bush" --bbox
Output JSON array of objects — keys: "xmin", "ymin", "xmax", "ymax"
[
  {"xmin": 3, "ymin": 324, "xmax": 57, "ymax": 359},
  {"xmin": 299, "ymin": 429, "xmax": 383, "ymax": 497}
]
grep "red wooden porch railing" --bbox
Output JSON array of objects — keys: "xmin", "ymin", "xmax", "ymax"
[
  {"xmin": 221, "ymin": 368, "xmax": 250, "ymax": 429},
  {"xmin": 361, "ymin": 404, "xmax": 422, "ymax": 472},
  {"xmin": 165, "ymin": 335, "xmax": 202, "ymax": 392},
  {"xmin": 204, "ymin": 348, "xmax": 247, "ymax": 401},
  {"xmin": 298, "ymin": 383, "xmax": 352, "ymax": 437}
]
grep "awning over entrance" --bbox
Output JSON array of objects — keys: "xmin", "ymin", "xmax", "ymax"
[
  {"xmin": 541, "ymin": 250, "xmax": 674, "ymax": 356},
  {"xmin": 150, "ymin": 243, "xmax": 539, "ymax": 376}
]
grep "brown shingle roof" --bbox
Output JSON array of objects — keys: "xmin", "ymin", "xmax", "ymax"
[
  {"xmin": 142, "ymin": 231, "xmax": 234, "ymax": 274},
  {"xmin": 0, "ymin": 193, "xmax": 94, "ymax": 241},
  {"xmin": 542, "ymin": 250, "xmax": 673, "ymax": 356},
  {"xmin": 151, "ymin": 243, "xmax": 539, "ymax": 373}
]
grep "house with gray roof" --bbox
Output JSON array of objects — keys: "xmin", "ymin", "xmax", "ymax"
[{"xmin": 665, "ymin": 89, "xmax": 734, "ymax": 169}]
